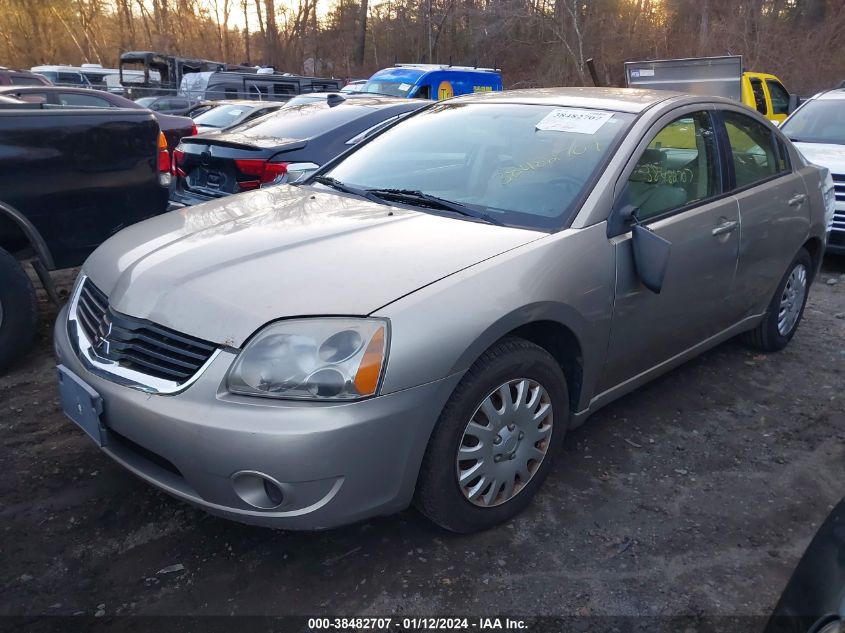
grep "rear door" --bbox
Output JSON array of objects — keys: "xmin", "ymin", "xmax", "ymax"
[
  {"xmin": 718, "ymin": 108, "xmax": 809, "ymax": 317},
  {"xmin": 600, "ymin": 107, "xmax": 741, "ymax": 391}
]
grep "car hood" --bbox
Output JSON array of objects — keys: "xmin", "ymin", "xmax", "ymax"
[
  {"xmin": 85, "ymin": 186, "xmax": 543, "ymax": 347},
  {"xmin": 793, "ymin": 142, "xmax": 845, "ymax": 174}
]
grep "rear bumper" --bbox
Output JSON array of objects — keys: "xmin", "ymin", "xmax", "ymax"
[
  {"xmin": 168, "ymin": 187, "xmax": 220, "ymax": 208},
  {"xmin": 54, "ymin": 305, "xmax": 460, "ymax": 529}
]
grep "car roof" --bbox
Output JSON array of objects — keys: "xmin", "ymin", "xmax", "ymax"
[
  {"xmin": 448, "ymin": 87, "xmax": 684, "ymax": 113},
  {"xmin": 815, "ymin": 89, "xmax": 845, "ymax": 101}
]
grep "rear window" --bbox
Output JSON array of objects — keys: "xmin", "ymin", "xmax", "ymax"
[
  {"xmin": 10, "ymin": 76, "xmax": 45, "ymax": 86},
  {"xmin": 194, "ymin": 104, "xmax": 254, "ymax": 128},
  {"xmin": 227, "ymin": 102, "xmax": 389, "ymax": 139}
]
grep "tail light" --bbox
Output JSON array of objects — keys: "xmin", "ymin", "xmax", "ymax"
[
  {"xmin": 157, "ymin": 132, "xmax": 172, "ymax": 187},
  {"xmin": 234, "ymin": 159, "xmax": 289, "ymax": 191},
  {"xmin": 190, "ymin": 123, "xmax": 198, "ymax": 136},
  {"xmin": 172, "ymin": 146, "xmax": 186, "ymax": 178}
]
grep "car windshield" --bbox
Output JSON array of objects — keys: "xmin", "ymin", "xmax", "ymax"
[
  {"xmin": 194, "ymin": 104, "xmax": 253, "ymax": 128},
  {"xmin": 781, "ymin": 100, "xmax": 845, "ymax": 145},
  {"xmin": 134, "ymin": 97, "xmax": 156, "ymax": 107},
  {"xmin": 323, "ymin": 102, "xmax": 635, "ymax": 231},
  {"xmin": 360, "ymin": 80, "xmax": 415, "ymax": 97}
]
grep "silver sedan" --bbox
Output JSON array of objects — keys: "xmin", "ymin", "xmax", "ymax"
[{"xmin": 54, "ymin": 88, "xmax": 832, "ymax": 532}]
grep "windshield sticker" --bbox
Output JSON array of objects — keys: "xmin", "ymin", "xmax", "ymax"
[
  {"xmin": 228, "ymin": 109, "xmax": 244, "ymax": 116},
  {"xmin": 398, "ymin": 83, "xmax": 411, "ymax": 91},
  {"xmin": 536, "ymin": 108, "xmax": 614, "ymax": 135}
]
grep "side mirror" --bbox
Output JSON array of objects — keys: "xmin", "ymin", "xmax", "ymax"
[
  {"xmin": 631, "ymin": 224, "xmax": 672, "ymax": 294},
  {"xmin": 787, "ymin": 94, "xmax": 800, "ymax": 114}
]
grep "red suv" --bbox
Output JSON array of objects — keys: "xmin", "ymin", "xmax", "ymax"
[{"xmin": 0, "ymin": 67, "xmax": 51, "ymax": 86}]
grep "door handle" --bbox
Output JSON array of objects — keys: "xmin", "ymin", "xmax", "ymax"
[
  {"xmin": 712, "ymin": 220, "xmax": 738, "ymax": 236},
  {"xmin": 788, "ymin": 194, "xmax": 807, "ymax": 207}
]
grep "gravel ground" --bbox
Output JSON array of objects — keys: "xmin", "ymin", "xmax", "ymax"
[{"xmin": 1, "ymin": 256, "xmax": 843, "ymax": 620}]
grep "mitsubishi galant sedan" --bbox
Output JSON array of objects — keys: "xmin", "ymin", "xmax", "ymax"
[{"xmin": 54, "ymin": 88, "xmax": 832, "ymax": 533}]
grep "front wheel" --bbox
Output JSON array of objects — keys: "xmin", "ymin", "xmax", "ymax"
[
  {"xmin": 742, "ymin": 248, "xmax": 812, "ymax": 352},
  {"xmin": 415, "ymin": 337, "xmax": 569, "ymax": 533}
]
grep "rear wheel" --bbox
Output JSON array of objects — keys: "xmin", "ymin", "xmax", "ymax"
[
  {"xmin": 415, "ymin": 337, "xmax": 569, "ymax": 533},
  {"xmin": 0, "ymin": 248, "xmax": 38, "ymax": 374},
  {"xmin": 742, "ymin": 248, "xmax": 812, "ymax": 352}
]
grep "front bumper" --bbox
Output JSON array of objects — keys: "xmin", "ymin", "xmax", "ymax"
[{"xmin": 54, "ymin": 306, "xmax": 459, "ymax": 529}]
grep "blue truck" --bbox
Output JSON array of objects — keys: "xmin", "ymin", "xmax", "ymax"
[{"xmin": 359, "ymin": 64, "xmax": 502, "ymax": 100}]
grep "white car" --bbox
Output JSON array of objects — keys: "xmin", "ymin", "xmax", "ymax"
[{"xmin": 780, "ymin": 89, "xmax": 845, "ymax": 254}]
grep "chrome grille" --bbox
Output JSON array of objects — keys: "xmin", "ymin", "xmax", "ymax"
[
  {"xmin": 74, "ymin": 278, "xmax": 217, "ymax": 384},
  {"xmin": 833, "ymin": 174, "xmax": 845, "ymax": 233}
]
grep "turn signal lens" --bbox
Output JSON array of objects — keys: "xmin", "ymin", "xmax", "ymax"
[{"xmin": 353, "ymin": 327, "xmax": 385, "ymax": 397}]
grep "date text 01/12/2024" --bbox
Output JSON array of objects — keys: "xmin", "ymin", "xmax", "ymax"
[{"xmin": 307, "ymin": 617, "xmax": 528, "ymax": 631}]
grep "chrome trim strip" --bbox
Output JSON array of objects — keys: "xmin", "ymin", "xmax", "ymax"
[{"xmin": 67, "ymin": 274, "xmax": 221, "ymax": 395}]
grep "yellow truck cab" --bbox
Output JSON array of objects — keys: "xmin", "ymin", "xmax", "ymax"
[
  {"xmin": 625, "ymin": 56, "xmax": 795, "ymax": 124},
  {"xmin": 741, "ymin": 71, "xmax": 792, "ymax": 123}
]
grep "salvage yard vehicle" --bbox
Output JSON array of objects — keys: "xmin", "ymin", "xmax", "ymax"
[
  {"xmin": 0, "ymin": 67, "xmax": 51, "ymax": 86},
  {"xmin": 0, "ymin": 86, "xmax": 196, "ymax": 151},
  {"xmin": 192, "ymin": 100, "xmax": 284, "ymax": 134},
  {"xmin": 54, "ymin": 87, "xmax": 830, "ymax": 532},
  {"xmin": 180, "ymin": 70, "xmax": 343, "ymax": 102},
  {"xmin": 0, "ymin": 106, "xmax": 171, "ymax": 372},
  {"xmin": 361, "ymin": 64, "xmax": 502, "ymax": 100},
  {"xmin": 780, "ymin": 88, "xmax": 845, "ymax": 254},
  {"xmin": 169, "ymin": 96, "xmax": 427, "ymax": 207},
  {"xmin": 625, "ymin": 56, "xmax": 796, "ymax": 123}
]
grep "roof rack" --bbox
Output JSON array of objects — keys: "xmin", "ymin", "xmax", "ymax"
[{"xmin": 393, "ymin": 63, "xmax": 500, "ymax": 72}]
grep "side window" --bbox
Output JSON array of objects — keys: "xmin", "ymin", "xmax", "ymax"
[
  {"xmin": 749, "ymin": 78, "xmax": 768, "ymax": 116},
  {"xmin": 58, "ymin": 72, "xmax": 84, "ymax": 85},
  {"xmin": 60, "ymin": 93, "xmax": 110, "ymax": 107},
  {"xmin": 224, "ymin": 87, "xmax": 238, "ymax": 98},
  {"xmin": 776, "ymin": 138, "xmax": 791, "ymax": 172},
  {"xmin": 723, "ymin": 111, "xmax": 781, "ymax": 188},
  {"xmin": 766, "ymin": 80, "xmax": 790, "ymax": 116},
  {"xmin": 415, "ymin": 85, "xmax": 431, "ymax": 100},
  {"xmin": 623, "ymin": 111, "xmax": 720, "ymax": 221}
]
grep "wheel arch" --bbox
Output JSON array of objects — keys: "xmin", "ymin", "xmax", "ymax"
[
  {"xmin": 446, "ymin": 303, "xmax": 594, "ymax": 413},
  {"xmin": 0, "ymin": 199, "xmax": 54, "ymax": 270},
  {"xmin": 802, "ymin": 236, "xmax": 824, "ymax": 281}
]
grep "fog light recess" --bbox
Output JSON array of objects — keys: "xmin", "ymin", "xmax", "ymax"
[{"xmin": 231, "ymin": 471, "xmax": 287, "ymax": 510}]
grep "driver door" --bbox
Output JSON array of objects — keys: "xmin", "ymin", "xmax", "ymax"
[{"xmin": 598, "ymin": 108, "xmax": 742, "ymax": 392}]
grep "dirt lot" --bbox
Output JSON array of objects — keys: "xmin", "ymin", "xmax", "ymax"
[{"xmin": 1, "ymin": 257, "xmax": 843, "ymax": 620}]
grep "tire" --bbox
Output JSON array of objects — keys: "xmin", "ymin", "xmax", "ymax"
[
  {"xmin": 0, "ymin": 248, "xmax": 38, "ymax": 374},
  {"xmin": 742, "ymin": 248, "xmax": 812, "ymax": 353},
  {"xmin": 415, "ymin": 337, "xmax": 569, "ymax": 533}
]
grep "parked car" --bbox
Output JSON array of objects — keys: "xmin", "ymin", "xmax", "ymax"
[
  {"xmin": 0, "ymin": 86, "xmax": 195, "ymax": 150},
  {"xmin": 780, "ymin": 88, "xmax": 845, "ymax": 254},
  {"xmin": 29, "ymin": 67, "xmax": 91, "ymax": 88},
  {"xmin": 54, "ymin": 88, "xmax": 830, "ymax": 532},
  {"xmin": 360, "ymin": 64, "xmax": 502, "ymax": 100},
  {"xmin": 0, "ymin": 106, "xmax": 171, "ymax": 371},
  {"xmin": 192, "ymin": 100, "xmax": 284, "ymax": 134},
  {"xmin": 764, "ymin": 498, "xmax": 845, "ymax": 633},
  {"xmin": 282, "ymin": 92, "xmax": 347, "ymax": 107},
  {"xmin": 169, "ymin": 96, "xmax": 428, "ymax": 207},
  {"xmin": 341, "ymin": 79, "xmax": 367, "ymax": 93},
  {"xmin": 625, "ymin": 55, "xmax": 796, "ymax": 123},
  {"xmin": 0, "ymin": 67, "xmax": 51, "ymax": 86},
  {"xmin": 133, "ymin": 95, "xmax": 195, "ymax": 115},
  {"xmin": 180, "ymin": 70, "xmax": 343, "ymax": 102}
]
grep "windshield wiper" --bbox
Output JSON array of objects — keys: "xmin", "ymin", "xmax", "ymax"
[
  {"xmin": 312, "ymin": 176, "xmax": 385, "ymax": 204},
  {"xmin": 366, "ymin": 188, "xmax": 503, "ymax": 226}
]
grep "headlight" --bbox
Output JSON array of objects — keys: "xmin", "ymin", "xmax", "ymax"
[
  {"xmin": 227, "ymin": 318, "xmax": 388, "ymax": 400},
  {"xmin": 822, "ymin": 169, "xmax": 835, "ymax": 231}
]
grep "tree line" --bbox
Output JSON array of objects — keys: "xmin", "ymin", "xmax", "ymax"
[{"xmin": 1, "ymin": 0, "xmax": 842, "ymax": 94}]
